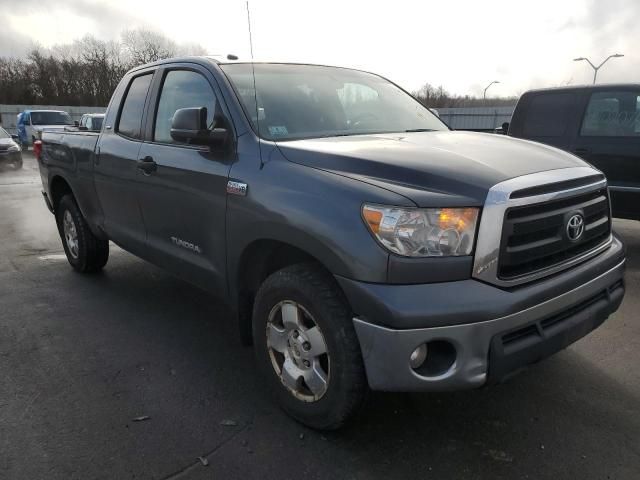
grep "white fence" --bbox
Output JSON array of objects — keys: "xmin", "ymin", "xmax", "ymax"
[
  {"xmin": 0, "ymin": 104, "xmax": 107, "ymax": 134},
  {"xmin": 435, "ymin": 106, "xmax": 515, "ymax": 131},
  {"xmin": 1, "ymin": 104, "xmax": 514, "ymax": 134}
]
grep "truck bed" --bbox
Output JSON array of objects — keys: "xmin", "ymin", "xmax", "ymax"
[{"xmin": 41, "ymin": 130, "xmax": 100, "ymax": 171}]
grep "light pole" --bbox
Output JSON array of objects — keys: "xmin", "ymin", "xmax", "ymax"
[
  {"xmin": 573, "ymin": 54, "xmax": 624, "ymax": 84},
  {"xmin": 483, "ymin": 80, "xmax": 500, "ymax": 100}
]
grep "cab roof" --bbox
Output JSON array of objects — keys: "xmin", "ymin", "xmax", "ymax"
[{"xmin": 523, "ymin": 83, "xmax": 640, "ymax": 95}]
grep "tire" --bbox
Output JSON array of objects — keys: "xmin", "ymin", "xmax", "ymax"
[
  {"xmin": 56, "ymin": 194, "xmax": 109, "ymax": 273},
  {"xmin": 252, "ymin": 263, "xmax": 367, "ymax": 430},
  {"xmin": 14, "ymin": 158, "xmax": 23, "ymax": 169}
]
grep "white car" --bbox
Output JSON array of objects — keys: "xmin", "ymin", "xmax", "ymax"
[{"xmin": 78, "ymin": 113, "xmax": 105, "ymax": 132}]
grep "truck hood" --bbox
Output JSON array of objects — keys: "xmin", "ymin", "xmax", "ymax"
[{"xmin": 275, "ymin": 131, "xmax": 589, "ymax": 206}]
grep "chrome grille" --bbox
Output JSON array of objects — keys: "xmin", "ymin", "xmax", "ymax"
[
  {"xmin": 473, "ymin": 167, "xmax": 612, "ymax": 288},
  {"xmin": 498, "ymin": 188, "xmax": 610, "ymax": 279}
]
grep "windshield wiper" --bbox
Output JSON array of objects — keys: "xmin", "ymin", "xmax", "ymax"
[{"xmin": 404, "ymin": 128, "xmax": 435, "ymax": 133}]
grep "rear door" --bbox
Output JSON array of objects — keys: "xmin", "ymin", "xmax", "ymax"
[
  {"xmin": 135, "ymin": 64, "xmax": 235, "ymax": 292},
  {"xmin": 570, "ymin": 88, "xmax": 640, "ymax": 219},
  {"xmin": 94, "ymin": 70, "xmax": 154, "ymax": 252}
]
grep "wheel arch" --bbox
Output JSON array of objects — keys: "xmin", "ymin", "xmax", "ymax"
[
  {"xmin": 49, "ymin": 174, "xmax": 75, "ymax": 214},
  {"xmin": 233, "ymin": 238, "xmax": 352, "ymax": 345}
]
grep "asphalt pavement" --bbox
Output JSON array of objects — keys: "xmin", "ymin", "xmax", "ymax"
[{"xmin": 1, "ymin": 153, "xmax": 638, "ymax": 479}]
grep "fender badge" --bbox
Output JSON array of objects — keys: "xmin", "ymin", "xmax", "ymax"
[{"xmin": 227, "ymin": 180, "xmax": 248, "ymax": 196}]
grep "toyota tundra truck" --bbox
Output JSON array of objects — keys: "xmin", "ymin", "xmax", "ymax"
[{"xmin": 36, "ymin": 57, "xmax": 626, "ymax": 430}]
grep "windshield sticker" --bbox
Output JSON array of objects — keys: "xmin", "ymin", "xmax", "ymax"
[{"xmin": 268, "ymin": 126, "xmax": 288, "ymax": 136}]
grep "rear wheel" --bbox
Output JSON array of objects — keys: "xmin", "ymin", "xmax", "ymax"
[
  {"xmin": 56, "ymin": 194, "xmax": 109, "ymax": 273},
  {"xmin": 252, "ymin": 263, "xmax": 367, "ymax": 430}
]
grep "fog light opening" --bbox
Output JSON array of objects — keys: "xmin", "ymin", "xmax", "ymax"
[
  {"xmin": 412, "ymin": 340, "xmax": 457, "ymax": 377},
  {"xmin": 409, "ymin": 344, "xmax": 428, "ymax": 369}
]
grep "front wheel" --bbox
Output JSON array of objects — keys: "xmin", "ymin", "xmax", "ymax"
[
  {"xmin": 252, "ymin": 263, "xmax": 367, "ymax": 430},
  {"xmin": 56, "ymin": 194, "xmax": 109, "ymax": 273}
]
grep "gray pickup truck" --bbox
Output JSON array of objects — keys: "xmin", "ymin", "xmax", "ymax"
[{"xmin": 37, "ymin": 57, "xmax": 626, "ymax": 430}]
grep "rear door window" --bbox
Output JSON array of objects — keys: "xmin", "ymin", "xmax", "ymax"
[
  {"xmin": 117, "ymin": 73, "xmax": 153, "ymax": 139},
  {"xmin": 580, "ymin": 91, "xmax": 640, "ymax": 137},
  {"xmin": 522, "ymin": 93, "xmax": 576, "ymax": 137}
]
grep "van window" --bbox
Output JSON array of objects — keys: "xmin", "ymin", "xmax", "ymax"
[
  {"xmin": 580, "ymin": 91, "xmax": 640, "ymax": 137},
  {"xmin": 118, "ymin": 73, "xmax": 153, "ymax": 139},
  {"xmin": 522, "ymin": 93, "xmax": 575, "ymax": 137},
  {"xmin": 154, "ymin": 70, "xmax": 219, "ymax": 144}
]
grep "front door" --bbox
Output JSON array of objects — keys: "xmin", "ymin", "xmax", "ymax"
[
  {"xmin": 136, "ymin": 67, "xmax": 234, "ymax": 293},
  {"xmin": 94, "ymin": 71, "xmax": 154, "ymax": 251},
  {"xmin": 571, "ymin": 88, "xmax": 640, "ymax": 219}
]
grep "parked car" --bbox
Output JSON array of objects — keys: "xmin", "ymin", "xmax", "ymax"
[
  {"xmin": 0, "ymin": 126, "xmax": 22, "ymax": 169},
  {"xmin": 78, "ymin": 113, "xmax": 105, "ymax": 132},
  {"xmin": 37, "ymin": 58, "xmax": 626, "ymax": 430},
  {"xmin": 507, "ymin": 84, "xmax": 640, "ymax": 219},
  {"xmin": 17, "ymin": 109, "xmax": 75, "ymax": 148}
]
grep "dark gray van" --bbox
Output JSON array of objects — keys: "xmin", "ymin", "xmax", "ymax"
[{"xmin": 508, "ymin": 84, "xmax": 640, "ymax": 220}]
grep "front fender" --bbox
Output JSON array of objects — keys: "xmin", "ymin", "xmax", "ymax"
[{"xmin": 225, "ymin": 149, "xmax": 416, "ymax": 304}]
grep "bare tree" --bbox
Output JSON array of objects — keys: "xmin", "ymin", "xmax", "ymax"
[
  {"xmin": 413, "ymin": 82, "xmax": 518, "ymax": 108},
  {"xmin": 121, "ymin": 29, "xmax": 177, "ymax": 66},
  {"xmin": 0, "ymin": 28, "xmax": 207, "ymax": 106}
]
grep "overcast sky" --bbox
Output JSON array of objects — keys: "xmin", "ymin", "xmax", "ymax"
[{"xmin": 0, "ymin": 0, "xmax": 637, "ymax": 96}]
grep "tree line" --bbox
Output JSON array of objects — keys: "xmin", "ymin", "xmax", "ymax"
[
  {"xmin": 0, "ymin": 29, "xmax": 206, "ymax": 106},
  {"xmin": 412, "ymin": 83, "xmax": 518, "ymax": 109}
]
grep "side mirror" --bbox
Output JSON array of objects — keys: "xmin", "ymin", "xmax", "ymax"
[
  {"xmin": 170, "ymin": 107, "xmax": 228, "ymax": 146},
  {"xmin": 11, "ymin": 134, "xmax": 19, "ymax": 141},
  {"xmin": 501, "ymin": 122, "xmax": 510, "ymax": 134}
]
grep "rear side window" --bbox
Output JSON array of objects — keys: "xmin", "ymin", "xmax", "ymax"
[
  {"xmin": 581, "ymin": 91, "xmax": 640, "ymax": 137},
  {"xmin": 154, "ymin": 70, "xmax": 218, "ymax": 144},
  {"xmin": 522, "ymin": 93, "xmax": 575, "ymax": 137},
  {"xmin": 118, "ymin": 73, "xmax": 153, "ymax": 139}
]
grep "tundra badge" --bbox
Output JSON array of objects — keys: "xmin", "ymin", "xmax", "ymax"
[{"xmin": 170, "ymin": 237, "xmax": 202, "ymax": 254}]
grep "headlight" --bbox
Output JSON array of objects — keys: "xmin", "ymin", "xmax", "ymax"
[
  {"xmin": 8, "ymin": 144, "xmax": 20, "ymax": 152},
  {"xmin": 362, "ymin": 204, "xmax": 479, "ymax": 257}
]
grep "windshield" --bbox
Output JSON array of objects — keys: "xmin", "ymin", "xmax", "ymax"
[
  {"xmin": 0, "ymin": 127, "xmax": 9, "ymax": 139},
  {"xmin": 30, "ymin": 111, "xmax": 73, "ymax": 126},
  {"xmin": 220, "ymin": 63, "xmax": 447, "ymax": 141}
]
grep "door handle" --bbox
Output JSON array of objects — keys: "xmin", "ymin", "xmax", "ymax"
[{"xmin": 137, "ymin": 156, "xmax": 157, "ymax": 175}]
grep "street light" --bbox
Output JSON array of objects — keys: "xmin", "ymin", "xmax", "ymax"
[
  {"xmin": 483, "ymin": 80, "xmax": 500, "ymax": 100},
  {"xmin": 573, "ymin": 54, "xmax": 624, "ymax": 84}
]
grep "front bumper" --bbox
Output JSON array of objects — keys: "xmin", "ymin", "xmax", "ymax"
[
  {"xmin": 339, "ymin": 237, "xmax": 625, "ymax": 391},
  {"xmin": 0, "ymin": 150, "xmax": 22, "ymax": 166}
]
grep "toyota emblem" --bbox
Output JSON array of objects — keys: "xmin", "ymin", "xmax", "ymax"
[{"xmin": 566, "ymin": 213, "xmax": 585, "ymax": 241}]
